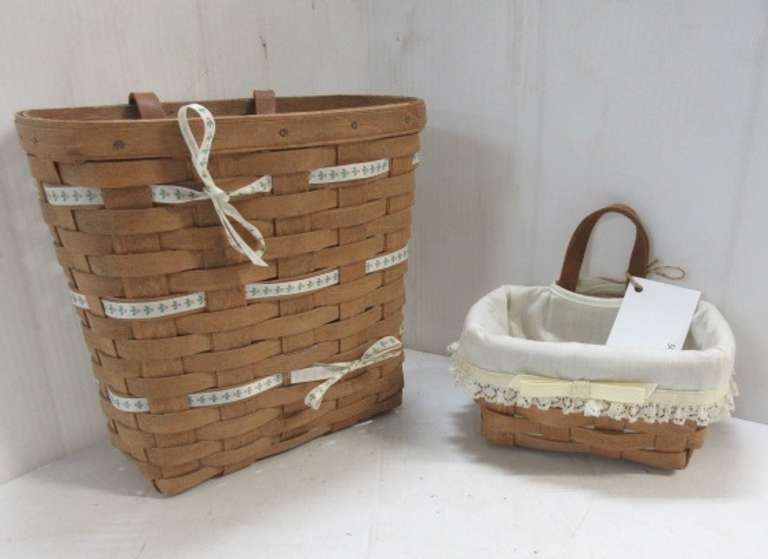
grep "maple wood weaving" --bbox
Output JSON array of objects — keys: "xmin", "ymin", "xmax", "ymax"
[
  {"xmin": 479, "ymin": 401, "xmax": 705, "ymax": 470},
  {"xmin": 482, "ymin": 206, "xmax": 704, "ymax": 470},
  {"xmin": 454, "ymin": 205, "xmax": 735, "ymax": 470},
  {"xmin": 16, "ymin": 92, "xmax": 426, "ymax": 495}
]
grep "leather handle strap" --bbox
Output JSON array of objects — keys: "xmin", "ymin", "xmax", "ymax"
[
  {"xmin": 128, "ymin": 92, "xmax": 166, "ymax": 119},
  {"xmin": 129, "ymin": 90, "xmax": 276, "ymax": 118},
  {"xmin": 557, "ymin": 204, "xmax": 651, "ymax": 292},
  {"xmin": 253, "ymin": 89, "xmax": 276, "ymax": 114}
]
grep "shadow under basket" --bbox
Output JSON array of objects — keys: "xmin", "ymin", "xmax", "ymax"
[{"xmin": 478, "ymin": 401, "xmax": 706, "ymax": 470}]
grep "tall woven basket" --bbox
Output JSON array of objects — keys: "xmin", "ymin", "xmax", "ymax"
[{"xmin": 16, "ymin": 91, "xmax": 426, "ymax": 495}]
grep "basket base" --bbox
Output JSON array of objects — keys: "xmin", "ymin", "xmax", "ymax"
[
  {"xmin": 478, "ymin": 401, "xmax": 706, "ymax": 470},
  {"xmin": 110, "ymin": 363, "xmax": 404, "ymax": 496}
]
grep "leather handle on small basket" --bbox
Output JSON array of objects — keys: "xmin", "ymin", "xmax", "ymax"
[
  {"xmin": 557, "ymin": 204, "xmax": 651, "ymax": 292},
  {"xmin": 253, "ymin": 89, "xmax": 276, "ymax": 114},
  {"xmin": 129, "ymin": 92, "xmax": 166, "ymax": 119}
]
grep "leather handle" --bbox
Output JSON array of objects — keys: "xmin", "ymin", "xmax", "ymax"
[
  {"xmin": 129, "ymin": 90, "xmax": 275, "ymax": 118},
  {"xmin": 253, "ymin": 89, "xmax": 276, "ymax": 114},
  {"xmin": 128, "ymin": 92, "xmax": 166, "ymax": 119},
  {"xmin": 557, "ymin": 204, "xmax": 651, "ymax": 292}
]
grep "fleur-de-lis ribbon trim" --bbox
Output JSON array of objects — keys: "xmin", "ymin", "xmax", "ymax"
[
  {"xmin": 70, "ymin": 246, "xmax": 409, "ymax": 320},
  {"xmin": 108, "ymin": 373, "xmax": 284, "ymax": 413},
  {"xmin": 173, "ymin": 103, "xmax": 268, "ymax": 267},
  {"xmin": 107, "ymin": 337, "xmax": 403, "ymax": 413},
  {"xmin": 291, "ymin": 336, "xmax": 403, "ymax": 410}
]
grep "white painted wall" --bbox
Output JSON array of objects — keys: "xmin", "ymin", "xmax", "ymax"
[
  {"xmin": 0, "ymin": 0, "xmax": 368, "ymax": 483},
  {"xmin": 2, "ymin": 0, "xmax": 767, "ymax": 483},
  {"xmin": 369, "ymin": 1, "xmax": 768, "ymax": 423}
]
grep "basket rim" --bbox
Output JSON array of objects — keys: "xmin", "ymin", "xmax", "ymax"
[
  {"xmin": 15, "ymin": 94, "xmax": 427, "ymax": 161},
  {"xmin": 15, "ymin": 94, "xmax": 424, "ymax": 124}
]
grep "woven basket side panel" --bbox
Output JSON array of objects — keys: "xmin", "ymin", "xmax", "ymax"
[
  {"xmin": 478, "ymin": 402, "xmax": 706, "ymax": 470},
  {"xmin": 29, "ymin": 132, "xmax": 418, "ymax": 495}
]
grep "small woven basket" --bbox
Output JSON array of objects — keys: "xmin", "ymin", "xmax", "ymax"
[
  {"xmin": 453, "ymin": 205, "xmax": 735, "ymax": 470},
  {"xmin": 482, "ymin": 206, "xmax": 704, "ymax": 469},
  {"xmin": 16, "ymin": 91, "xmax": 426, "ymax": 494}
]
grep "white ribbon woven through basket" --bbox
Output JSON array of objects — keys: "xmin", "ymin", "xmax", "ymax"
[
  {"xmin": 43, "ymin": 155, "xmax": 394, "ymax": 208},
  {"xmin": 70, "ymin": 246, "xmax": 409, "ymax": 318},
  {"xmin": 108, "ymin": 373, "xmax": 284, "ymax": 413},
  {"xmin": 43, "ymin": 105, "xmax": 418, "ymax": 268},
  {"xmin": 43, "ymin": 154, "xmax": 396, "ymax": 207},
  {"xmin": 107, "ymin": 336, "xmax": 403, "ymax": 413},
  {"xmin": 50, "ymin": 104, "xmax": 415, "ymax": 412}
]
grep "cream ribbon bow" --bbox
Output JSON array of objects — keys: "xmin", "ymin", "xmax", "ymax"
[
  {"xmin": 514, "ymin": 374, "xmax": 657, "ymax": 404},
  {"xmin": 291, "ymin": 337, "xmax": 403, "ymax": 410},
  {"xmin": 175, "ymin": 103, "xmax": 268, "ymax": 267}
]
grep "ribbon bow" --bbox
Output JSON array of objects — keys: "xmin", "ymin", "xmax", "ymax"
[
  {"xmin": 514, "ymin": 375, "xmax": 657, "ymax": 404},
  {"xmin": 174, "ymin": 103, "xmax": 269, "ymax": 267},
  {"xmin": 291, "ymin": 337, "xmax": 403, "ymax": 410}
]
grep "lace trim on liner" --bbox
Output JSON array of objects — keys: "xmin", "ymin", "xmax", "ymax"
[{"xmin": 451, "ymin": 354, "xmax": 736, "ymax": 426}]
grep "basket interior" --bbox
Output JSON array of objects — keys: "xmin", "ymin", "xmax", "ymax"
[{"xmin": 483, "ymin": 283, "xmax": 725, "ymax": 352}]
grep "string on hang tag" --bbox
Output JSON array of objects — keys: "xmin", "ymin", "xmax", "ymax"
[
  {"xmin": 646, "ymin": 258, "xmax": 686, "ymax": 281},
  {"xmin": 599, "ymin": 258, "xmax": 687, "ymax": 292},
  {"xmin": 174, "ymin": 103, "xmax": 269, "ymax": 267}
]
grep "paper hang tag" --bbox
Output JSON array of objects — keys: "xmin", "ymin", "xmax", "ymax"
[{"xmin": 606, "ymin": 277, "xmax": 701, "ymax": 351}]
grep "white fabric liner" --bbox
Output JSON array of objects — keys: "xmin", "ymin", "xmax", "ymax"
[{"xmin": 458, "ymin": 283, "xmax": 735, "ymax": 391}]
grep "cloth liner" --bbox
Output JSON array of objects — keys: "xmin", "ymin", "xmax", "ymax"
[{"xmin": 452, "ymin": 280, "xmax": 736, "ymax": 425}]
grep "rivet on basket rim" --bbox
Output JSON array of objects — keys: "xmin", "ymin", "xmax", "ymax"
[
  {"xmin": 351, "ymin": 121, "xmax": 358, "ymax": 129},
  {"xmin": 279, "ymin": 128, "xmax": 288, "ymax": 137}
]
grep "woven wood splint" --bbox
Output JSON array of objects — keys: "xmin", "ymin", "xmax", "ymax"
[
  {"xmin": 16, "ymin": 92, "xmax": 426, "ymax": 494},
  {"xmin": 480, "ymin": 206, "xmax": 704, "ymax": 469},
  {"xmin": 455, "ymin": 205, "xmax": 735, "ymax": 470},
  {"xmin": 480, "ymin": 402, "xmax": 705, "ymax": 470}
]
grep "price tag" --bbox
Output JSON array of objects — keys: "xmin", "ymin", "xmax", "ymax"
[{"xmin": 606, "ymin": 277, "xmax": 700, "ymax": 351}]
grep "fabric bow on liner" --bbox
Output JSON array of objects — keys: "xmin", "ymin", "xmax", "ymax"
[
  {"xmin": 291, "ymin": 336, "xmax": 403, "ymax": 409},
  {"xmin": 172, "ymin": 103, "xmax": 269, "ymax": 267},
  {"xmin": 448, "ymin": 343, "xmax": 657, "ymax": 409},
  {"xmin": 513, "ymin": 375, "xmax": 657, "ymax": 404}
]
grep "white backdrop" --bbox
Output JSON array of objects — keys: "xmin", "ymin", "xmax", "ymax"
[
  {"xmin": 370, "ymin": 1, "xmax": 768, "ymax": 424},
  {"xmin": 1, "ymin": 0, "xmax": 766, "ymax": 483}
]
